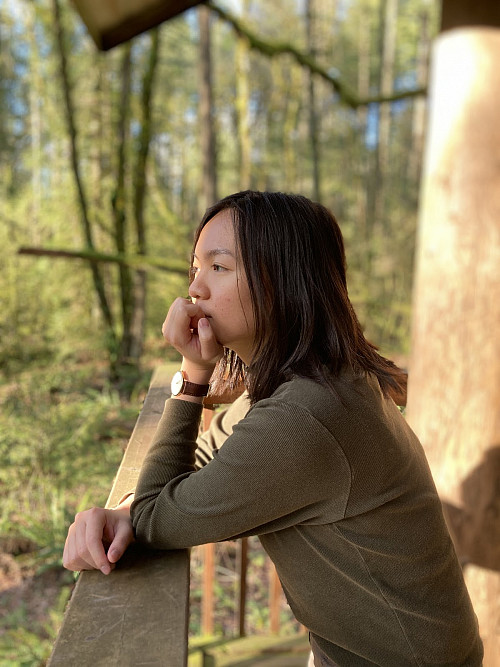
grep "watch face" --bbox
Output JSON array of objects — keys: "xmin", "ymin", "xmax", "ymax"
[{"xmin": 171, "ymin": 371, "xmax": 184, "ymax": 396}]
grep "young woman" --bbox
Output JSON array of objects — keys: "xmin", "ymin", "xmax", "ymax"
[{"xmin": 63, "ymin": 191, "xmax": 483, "ymax": 666}]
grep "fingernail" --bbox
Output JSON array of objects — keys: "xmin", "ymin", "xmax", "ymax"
[
  {"xmin": 199, "ymin": 318, "xmax": 209, "ymax": 329},
  {"xmin": 101, "ymin": 565, "xmax": 110, "ymax": 575}
]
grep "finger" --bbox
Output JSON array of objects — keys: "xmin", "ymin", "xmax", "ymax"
[
  {"xmin": 85, "ymin": 509, "xmax": 112, "ymax": 574},
  {"xmin": 197, "ymin": 318, "xmax": 223, "ymax": 363},
  {"xmin": 63, "ymin": 524, "xmax": 81, "ymax": 571},
  {"xmin": 64, "ymin": 521, "xmax": 96, "ymax": 572},
  {"xmin": 74, "ymin": 516, "xmax": 98, "ymax": 570},
  {"xmin": 162, "ymin": 299, "xmax": 205, "ymax": 343},
  {"xmin": 107, "ymin": 516, "xmax": 134, "ymax": 563}
]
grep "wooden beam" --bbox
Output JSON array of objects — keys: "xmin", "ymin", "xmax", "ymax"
[
  {"xmin": 441, "ymin": 0, "xmax": 500, "ymax": 32},
  {"xmin": 48, "ymin": 367, "xmax": 191, "ymax": 667},
  {"xmin": 72, "ymin": 0, "xmax": 204, "ymax": 50}
]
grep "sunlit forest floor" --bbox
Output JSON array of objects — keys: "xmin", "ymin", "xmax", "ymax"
[{"xmin": 0, "ymin": 353, "xmax": 306, "ymax": 665}]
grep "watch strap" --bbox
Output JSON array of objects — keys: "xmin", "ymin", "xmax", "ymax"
[
  {"xmin": 171, "ymin": 370, "xmax": 210, "ymax": 397},
  {"xmin": 181, "ymin": 379, "xmax": 210, "ymax": 397}
]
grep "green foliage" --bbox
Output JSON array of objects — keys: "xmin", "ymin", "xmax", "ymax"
[
  {"xmin": 0, "ymin": 368, "xmax": 130, "ymax": 535},
  {"xmin": 0, "ymin": 366, "xmax": 134, "ymax": 538},
  {"xmin": 0, "ymin": 362, "xmax": 140, "ymax": 664},
  {"xmin": 0, "ymin": 587, "xmax": 71, "ymax": 667}
]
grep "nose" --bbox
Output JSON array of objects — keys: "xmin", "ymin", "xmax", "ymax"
[{"xmin": 188, "ymin": 271, "xmax": 209, "ymax": 301}]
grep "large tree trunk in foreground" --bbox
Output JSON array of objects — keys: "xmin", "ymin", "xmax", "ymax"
[{"xmin": 407, "ymin": 27, "xmax": 500, "ymax": 663}]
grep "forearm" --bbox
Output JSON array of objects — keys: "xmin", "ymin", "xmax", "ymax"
[
  {"xmin": 130, "ymin": 396, "xmax": 342, "ymax": 550},
  {"xmin": 130, "ymin": 398, "xmax": 202, "ymax": 543}
]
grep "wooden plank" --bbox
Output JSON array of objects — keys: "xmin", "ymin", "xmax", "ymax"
[
  {"xmin": 106, "ymin": 365, "xmax": 172, "ymax": 508},
  {"xmin": 49, "ymin": 366, "xmax": 191, "ymax": 667},
  {"xmin": 72, "ymin": 0, "xmax": 204, "ymax": 51}
]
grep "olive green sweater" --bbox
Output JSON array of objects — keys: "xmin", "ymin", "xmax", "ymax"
[{"xmin": 130, "ymin": 372, "xmax": 483, "ymax": 666}]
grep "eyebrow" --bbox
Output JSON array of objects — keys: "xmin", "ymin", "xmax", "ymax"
[{"xmin": 193, "ymin": 247, "xmax": 235, "ymax": 260}]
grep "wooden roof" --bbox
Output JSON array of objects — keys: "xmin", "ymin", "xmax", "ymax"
[
  {"xmin": 441, "ymin": 0, "xmax": 500, "ymax": 31},
  {"xmin": 72, "ymin": 0, "xmax": 500, "ymax": 51},
  {"xmin": 72, "ymin": 0, "xmax": 205, "ymax": 50}
]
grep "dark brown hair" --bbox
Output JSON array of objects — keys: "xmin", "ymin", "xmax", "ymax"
[{"xmin": 193, "ymin": 190, "xmax": 406, "ymax": 404}]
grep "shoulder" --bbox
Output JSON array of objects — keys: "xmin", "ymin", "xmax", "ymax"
[
  {"xmin": 233, "ymin": 378, "xmax": 352, "ymax": 481},
  {"xmin": 242, "ymin": 376, "xmax": 350, "ymax": 449},
  {"xmin": 257, "ymin": 372, "xmax": 380, "ymax": 428},
  {"xmin": 250, "ymin": 372, "xmax": 407, "ymax": 452}
]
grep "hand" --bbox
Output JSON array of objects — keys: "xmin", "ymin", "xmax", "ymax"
[
  {"xmin": 63, "ymin": 507, "xmax": 135, "ymax": 575},
  {"xmin": 162, "ymin": 297, "xmax": 223, "ymax": 371}
]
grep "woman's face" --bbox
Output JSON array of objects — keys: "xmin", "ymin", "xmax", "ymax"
[{"xmin": 189, "ymin": 210, "xmax": 256, "ymax": 365}]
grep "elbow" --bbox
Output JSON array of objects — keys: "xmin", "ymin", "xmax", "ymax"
[
  {"xmin": 131, "ymin": 499, "xmax": 186, "ymax": 550},
  {"xmin": 130, "ymin": 500, "xmax": 165, "ymax": 550}
]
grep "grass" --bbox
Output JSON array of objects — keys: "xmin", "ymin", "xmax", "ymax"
[{"xmin": 0, "ymin": 359, "xmax": 139, "ymax": 665}]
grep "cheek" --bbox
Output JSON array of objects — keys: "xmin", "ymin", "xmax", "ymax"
[{"xmin": 238, "ymin": 292, "xmax": 255, "ymax": 332}]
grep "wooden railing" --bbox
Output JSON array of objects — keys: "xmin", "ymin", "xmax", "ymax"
[
  {"xmin": 48, "ymin": 366, "xmax": 190, "ymax": 666},
  {"xmin": 48, "ymin": 366, "xmax": 288, "ymax": 666}
]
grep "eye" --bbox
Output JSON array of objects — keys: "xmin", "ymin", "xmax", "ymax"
[
  {"xmin": 212, "ymin": 263, "xmax": 226, "ymax": 272},
  {"xmin": 189, "ymin": 266, "xmax": 199, "ymax": 280}
]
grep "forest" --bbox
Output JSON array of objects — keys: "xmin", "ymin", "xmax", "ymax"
[{"xmin": 0, "ymin": 0, "xmax": 439, "ymax": 663}]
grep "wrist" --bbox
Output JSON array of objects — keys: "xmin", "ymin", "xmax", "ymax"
[
  {"xmin": 170, "ymin": 362, "xmax": 214, "ymax": 404},
  {"xmin": 180, "ymin": 360, "xmax": 214, "ymax": 385}
]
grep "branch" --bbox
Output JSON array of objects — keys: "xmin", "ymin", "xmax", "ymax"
[
  {"xmin": 207, "ymin": 2, "xmax": 427, "ymax": 109},
  {"xmin": 17, "ymin": 246, "xmax": 188, "ymax": 276}
]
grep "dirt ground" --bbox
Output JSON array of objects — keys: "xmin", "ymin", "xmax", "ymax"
[{"xmin": 0, "ymin": 537, "xmax": 72, "ymax": 640}]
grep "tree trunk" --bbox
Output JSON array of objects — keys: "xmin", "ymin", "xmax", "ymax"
[
  {"xmin": 364, "ymin": 0, "xmax": 398, "ymax": 256},
  {"xmin": 306, "ymin": 0, "xmax": 321, "ymax": 202},
  {"xmin": 282, "ymin": 66, "xmax": 301, "ymax": 189},
  {"xmin": 198, "ymin": 4, "xmax": 217, "ymax": 212},
  {"xmin": 112, "ymin": 43, "xmax": 134, "ymax": 376},
  {"xmin": 356, "ymin": 2, "xmax": 371, "ymax": 261},
  {"xmin": 28, "ymin": 7, "xmax": 42, "ymax": 240},
  {"xmin": 52, "ymin": 0, "xmax": 115, "ymax": 340},
  {"xmin": 130, "ymin": 28, "xmax": 161, "ymax": 363},
  {"xmin": 407, "ymin": 3, "xmax": 431, "ymax": 188},
  {"xmin": 235, "ymin": 27, "xmax": 251, "ymax": 190},
  {"xmin": 407, "ymin": 28, "xmax": 500, "ymax": 662},
  {"xmin": 377, "ymin": 0, "xmax": 397, "ymax": 180}
]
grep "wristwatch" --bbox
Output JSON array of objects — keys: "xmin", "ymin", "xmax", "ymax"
[{"xmin": 171, "ymin": 370, "xmax": 210, "ymax": 397}]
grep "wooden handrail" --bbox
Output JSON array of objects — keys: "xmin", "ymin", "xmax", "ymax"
[
  {"xmin": 48, "ymin": 366, "xmax": 190, "ymax": 667},
  {"xmin": 49, "ymin": 366, "xmax": 296, "ymax": 665}
]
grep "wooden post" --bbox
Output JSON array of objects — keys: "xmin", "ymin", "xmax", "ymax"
[
  {"xmin": 48, "ymin": 367, "xmax": 190, "ymax": 666},
  {"xmin": 406, "ymin": 23, "xmax": 500, "ymax": 663},
  {"xmin": 237, "ymin": 538, "xmax": 248, "ymax": 637},
  {"xmin": 201, "ymin": 543, "xmax": 215, "ymax": 635},
  {"xmin": 269, "ymin": 561, "xmax": 282, "ymax": 635}
]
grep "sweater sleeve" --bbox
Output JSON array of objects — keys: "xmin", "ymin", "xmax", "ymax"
[{"xmin": 130, "ymin": 395, "xmax": 351, "ymax": 549}]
